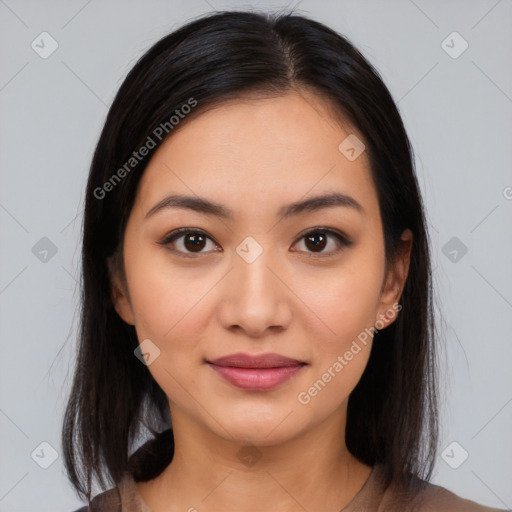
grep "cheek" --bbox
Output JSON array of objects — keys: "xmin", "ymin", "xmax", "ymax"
[
  {"xmin": 125, "ymin": 244, "xmax": 215, "ymax": 341},
  {"xmin": 294, "ymin": 265, "xmax": 380, "ymax": 410},
  {"xmin": 296, "ymin": 348, "xmax": 371, "ymax": 414},
  {"xmin": 125, "ymin": 257, "xmax": 211, "ymax": 402},
  {"xmin": 297, "ymin": 257, "xmax": 383, "ymax": 356}
]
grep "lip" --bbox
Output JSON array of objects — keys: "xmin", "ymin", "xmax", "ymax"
[{"xmin": 206, "ymin": 352, "xmax": 307, "ymax": 391}]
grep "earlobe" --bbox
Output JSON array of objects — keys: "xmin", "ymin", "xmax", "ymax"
[
  {"xmin": 376, "ymin": 229, "xmax": 413, "ymax": 329},
  {"xmin": 107, "ymin": 256, "xmax": 136, "ymax": 326},
  {"xmin": 111, "ymin": 281, "xmax": 136, "ymax": 325}
]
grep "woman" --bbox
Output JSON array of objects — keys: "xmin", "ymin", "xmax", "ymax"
[{"xmin": 64, "ymin": 9, "xmax": 508, "ymax": 512}]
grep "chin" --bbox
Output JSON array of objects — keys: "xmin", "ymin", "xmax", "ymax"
[{"xmin": 208, "ymin": 406, "xmax": 306, "ymax": 447}]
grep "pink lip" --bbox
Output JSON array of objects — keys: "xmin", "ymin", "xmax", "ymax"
[{"xmin": 206, "ymin": 352, "xmax": 306, "ymax": 391}]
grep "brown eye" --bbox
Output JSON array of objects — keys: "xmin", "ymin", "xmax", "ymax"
[
  {"xmin": 304, "ymin": 232, "xmax": 328, "ymax": 252},
  {"xmin": 292, "ymin": 228, "xmax": 352, "ymax": 257},
  {"xmin": 158, "ymin": 229, "xmax": 219, "ymax": 256},
  {"xmin": 182, "ymin": 233, "xmax": 207, "ymax": 252}
]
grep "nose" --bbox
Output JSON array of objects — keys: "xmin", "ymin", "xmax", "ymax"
[{"xmin": 216, "ymin": 245, "xmax": 292, "ymax": 338}]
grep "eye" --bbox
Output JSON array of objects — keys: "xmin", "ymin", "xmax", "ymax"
[
  {"xmin": 291, "ymin": 228, "xmax": 352, "ymax": 257},
  {"xmin": 157, "ymin": 228, "xmax": 219, "ymax": 257},
  {"xmin": 158, "ymin": 227, "xmax": 352, "ymax": 258}
]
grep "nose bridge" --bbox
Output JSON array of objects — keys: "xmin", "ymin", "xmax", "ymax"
[
  {"xmin": 217, "ymin": 234, "xmax": 291, "ymax": 335},
  {"xmin": 234, "ymin": 234, "xmax": 280, "ymax": 301}
]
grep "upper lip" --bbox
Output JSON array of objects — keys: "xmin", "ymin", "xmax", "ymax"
[{"xmin": 207, "ymin": 352, "xmax": 306, "ymax": 368}]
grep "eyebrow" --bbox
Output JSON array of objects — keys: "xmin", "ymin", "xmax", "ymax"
[{"xmin": 144, "ymin": 191, "xmax": 365, "ymax": 220}]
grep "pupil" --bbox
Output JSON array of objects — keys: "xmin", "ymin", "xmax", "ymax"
[
  {"xmin": 185, "ymin": 234, "xmax": 205, "ymax": 252},
  {"xmin": 306, "ymin": 233, "xmax": 326, "ymax": 252}
]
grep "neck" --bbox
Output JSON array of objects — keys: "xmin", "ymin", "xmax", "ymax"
[{"xmin": 137, "ymin": 405, "xmax": 373, "ymax": 512}]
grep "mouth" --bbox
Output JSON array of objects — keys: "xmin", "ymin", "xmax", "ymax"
[{"xmin": 205, "ymin": 352, "xmax": 307, "ymax": 391}]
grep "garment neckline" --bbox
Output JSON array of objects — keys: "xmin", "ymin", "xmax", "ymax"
[
  {"xmin": 122, "ymin": 463, "xmax": 380, "ymax": 511},
  {"xmin": 339, "ymin": 464, "xmax": 380, "ymax": 510}
]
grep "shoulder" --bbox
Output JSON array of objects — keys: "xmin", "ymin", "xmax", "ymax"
[
  {"xmin": 381, "ymin": 475, "xmax": 509, "ymax": 512},
  {"xmin": 412, "ymin": 480, "xmax": 509, "ymax": 512},
  {"xmin": 71, "ymin": 487, "xmax": 122, "ymax": 512}
]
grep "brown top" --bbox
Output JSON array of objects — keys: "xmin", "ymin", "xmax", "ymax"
[{"xmin": 73, "ymin": 464, "xmax": 509, "ymax": 512}]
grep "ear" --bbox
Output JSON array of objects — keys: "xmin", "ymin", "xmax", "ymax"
[
  {"xmin": 375, "ymin": 229, "xmax": 413, "ymax": 329},
  {"xmin": 107, "ymin": 255, "xmax": 136, "ymax": 326}
]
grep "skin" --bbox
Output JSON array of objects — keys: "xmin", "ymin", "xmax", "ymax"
[{"xmin": 110, "ymin": 89, "xmax": 412, "ymax": 512}]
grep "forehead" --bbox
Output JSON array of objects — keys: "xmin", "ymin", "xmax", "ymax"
[{"xmin": 133, "ymin": 90, "xmax": 379, "ymax": 221}]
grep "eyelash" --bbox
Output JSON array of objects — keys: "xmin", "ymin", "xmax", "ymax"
[{"xmin": 157, "ymin": 227, "xmax": 353, "ymax": 259}]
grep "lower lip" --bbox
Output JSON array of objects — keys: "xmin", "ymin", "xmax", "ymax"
[{"xmin": 207, "ymin": 363, "xmax": 305, "ymax": 391}]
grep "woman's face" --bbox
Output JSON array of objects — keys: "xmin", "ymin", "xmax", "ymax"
[{"xmin": 111, "ymin": 90, "xmax": 411, "ymax": 446}]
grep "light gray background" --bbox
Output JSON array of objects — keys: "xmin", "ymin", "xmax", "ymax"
[{"xmin": 0, "ymin": 0, "xmax": 511, "ymax": 511}]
